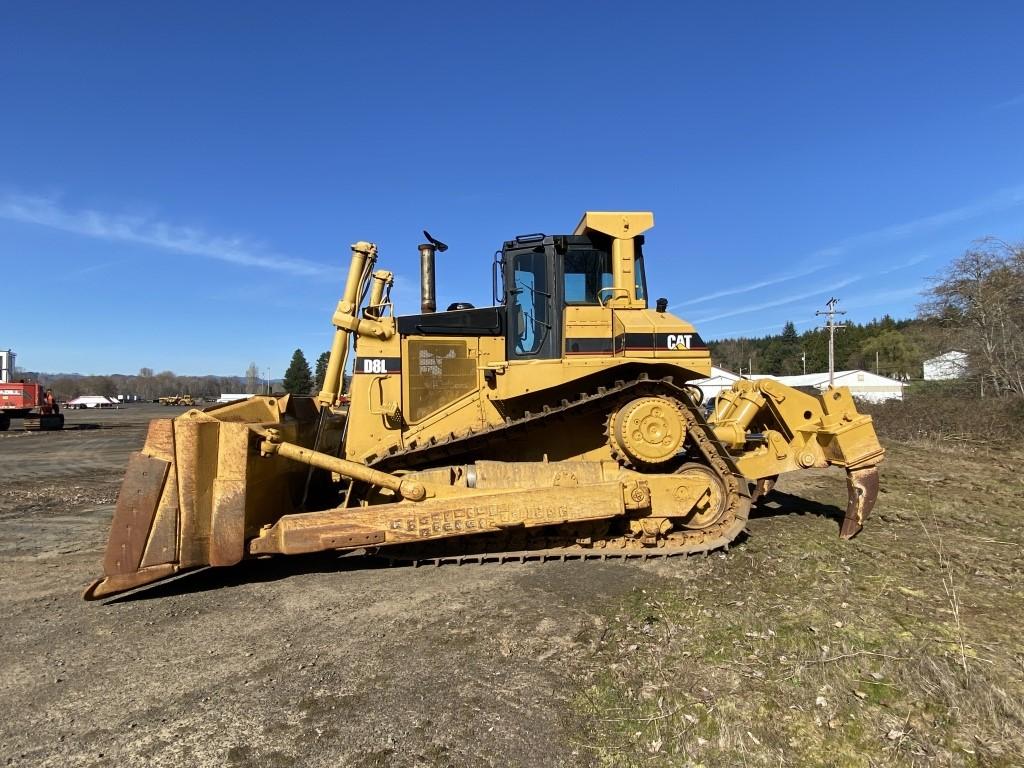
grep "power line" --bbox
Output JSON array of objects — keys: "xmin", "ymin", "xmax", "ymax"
[{"xmin": 815, "ymin": 297, "xmax": 847, "ymax": 387}]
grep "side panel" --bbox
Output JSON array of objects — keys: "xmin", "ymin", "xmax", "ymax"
[
  {"xmin": 619, "ymin": 310, "xmax": 712, "ymax": 375},
  {"xmin": 345, "ymin": 333, "xmax": 404, "ymax": 461},
  {"xmin": 405, "ymin": 337, "xmax": 480, "ymax": 423},
  {"xmin": 345, "ymin": 334, "xmax": 514, "ymax": 464},
  {"xmin": 564, "ymin": 305, "xmax": 614, "ymax": 356}
]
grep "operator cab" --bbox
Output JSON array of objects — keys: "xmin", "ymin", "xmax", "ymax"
[{"xmin": 500, "ymin": 212, "xmax": 653, "ymax": 360}]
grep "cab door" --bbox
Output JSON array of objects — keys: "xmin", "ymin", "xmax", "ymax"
[{"xmin": 504, "ymin": 242, "xmax": 560, "ymax": 360}]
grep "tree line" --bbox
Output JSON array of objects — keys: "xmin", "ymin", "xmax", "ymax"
[
  {"xmin": 709, "ymin": 238, "xmax": 1023, "ymax": 397},
  {"xmin": 28, "ymin": 350, "xmax": 343, "ymax": 402},
  {"xmin": 32, "ymin": 370, "xmax": 248, "ymax": 402},
  {"xmin": 708, "ymin": 316, "xmax": 935, "ymax": 380}
]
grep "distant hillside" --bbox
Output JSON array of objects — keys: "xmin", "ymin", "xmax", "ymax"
[{"xmin": 708, "ymin": 316, "xmax": 947, "ymax": 379}]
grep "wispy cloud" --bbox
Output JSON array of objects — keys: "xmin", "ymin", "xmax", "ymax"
[
  {"xmin": 994, "ymin": 93, "xmax": 1024, "ymax": 110},
  {"xmin": 670, "ymin": 262, "xmax": 832, "ymax": 310},
  {"xmin": 693, "ymin": 275, "xmax": 862, "ymax": 325},
  {"xmin": 670, "ymin": 183, "xmax": 1024, "ymax": 310},
  {"xmin": 877, "ymin": 252, "xmax": 933, "ymax": 275},
  {"xmin": 846, "ymin": 184, "xmax": 1024, "ymax": 245},
  {"xmin": 0, "ymin": 192, "xmax": 329, "ymax": 277}
]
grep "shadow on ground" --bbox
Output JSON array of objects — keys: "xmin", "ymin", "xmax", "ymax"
[
  {"xmin": 751, "ymin": 490, "xmax": 846, "ymax": 532},
  {"xmin": 101, "ymin": 550, "xmax": 397, "ymax": 604}
]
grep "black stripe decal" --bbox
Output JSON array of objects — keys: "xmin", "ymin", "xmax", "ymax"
[
  {"xmin": 565, "ymin": 337, "xmax": 614, "ymax": 354},
  {"xmin": 624, "ymin": 332, "xmax": 707, "ymax": 350},
  {"xmin": 565, "ymin": 332, "xmax": 708, "ymax": 354}
]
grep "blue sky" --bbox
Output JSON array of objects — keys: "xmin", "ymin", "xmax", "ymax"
[{"xmin": 3, "ymin": 2, "xmax": 1023, "ymax": 375}]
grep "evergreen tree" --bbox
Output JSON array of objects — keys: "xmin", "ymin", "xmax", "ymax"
[
  {"xmin": 282, "ymin": 349, "xmax": 313, "ymax": 395},
  {"xmin": 314, "ymin": 351, "xmax": 330, "ymax": 389},
  {"xmin": 777, "ymin": 321, "xmax": 802, "ymax": 374}
]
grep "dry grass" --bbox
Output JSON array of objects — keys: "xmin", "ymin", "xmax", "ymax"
[
  {"xmin": 862, "ymin": 385, "xmax": 1024, "ymax": 445},
  {"xmin": 568, "ymin": 441, "xmax": 1024, "ymax": 766}
]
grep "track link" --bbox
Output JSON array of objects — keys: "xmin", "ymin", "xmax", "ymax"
[{"xmin": 384, "ymin": 542, "xmax": 735, "ymax": 568}]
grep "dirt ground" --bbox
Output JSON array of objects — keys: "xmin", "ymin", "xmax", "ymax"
[{"xmin": 1, "ymin": 404, "xmax": 1022, "ymax": 767}]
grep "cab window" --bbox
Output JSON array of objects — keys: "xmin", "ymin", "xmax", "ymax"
[
  {"xmin": 634, "ymin": 253, "xmax": 648, "ymax": 301},
  {"xmin": 563, "ymin": 249, "xmax": 612, "ymax": 305},
  {"xmin": 511, "ymin": 250, "xmax": 549, "ymax": 354}
]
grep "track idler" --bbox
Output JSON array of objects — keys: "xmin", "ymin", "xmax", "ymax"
[{"xmin": 840, "ymin": 466, "xmax": 880, "ymax": 539}]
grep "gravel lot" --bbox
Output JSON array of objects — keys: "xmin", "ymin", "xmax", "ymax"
[
  {"xmin": 2, "ymin": 405, "xmax": 1021, "ymax": 767},
  {"xmin": 0, "ymin": 405, "xmax": 679, "ymax": 767}
]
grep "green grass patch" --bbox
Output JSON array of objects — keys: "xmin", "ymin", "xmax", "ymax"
[{"xmin": 568, "ymin": 443, "xmax": 1024, "ymax": 766}]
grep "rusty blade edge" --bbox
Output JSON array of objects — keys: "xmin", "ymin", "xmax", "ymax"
[{"xmin": 82, "ymin": 563, "xmax": 178, "ymax": 601}]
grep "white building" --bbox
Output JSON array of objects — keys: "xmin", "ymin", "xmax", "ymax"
[
  {"xmin": 750, "ymin": 370, "xmax": 905, "ymax": 403},
  {"xmin": 689, "ymin": 366, "xmax": 742, "ymax": 404},
  {"xmin": 692, "ymin": 367, "xmax": 905, "ymax": 404},
  {"xmin": 66, "ymin": 395, "xmax": 120, "ymax": 409},
  {"xmin": 0, "ymin": 349, "xmax": 14, "ymax": 384},
  {"xmin": 217, "ymin": 393, "xmax": 252, "ymax": 404},
  {"xmin": 923, "ymin": 350, "xmax": 968, "ymax": 381}
]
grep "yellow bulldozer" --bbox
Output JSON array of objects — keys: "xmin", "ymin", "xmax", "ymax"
[
  {"xmin": 85, "ymin": 212, "xmax": 884, "ymax": 600},
  {"xmin": 159, "ymin": 395, "xmax": 195, "ymax": 407}
]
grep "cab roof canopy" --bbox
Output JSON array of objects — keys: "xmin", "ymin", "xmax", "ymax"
[{"xmin": 573, "ymin": 212, "xmax": 654, "ymax": 240}]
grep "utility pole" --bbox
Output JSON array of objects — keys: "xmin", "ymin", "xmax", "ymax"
[
  {"xmin": 815, "ymin": 297, "xmax": 847, "ymax": 387},
  {"xmin": 801, "ymin": 351, "xmax": 807, "ymax": 375}
]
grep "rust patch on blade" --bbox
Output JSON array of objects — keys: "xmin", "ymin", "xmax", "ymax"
[
  {"xmin": 840, "ymin": 467, "xmax": 879, "ymax": 540},
  {"xmin": 143, "ymin": 418, "xmax": 175, "ymax": 461},
  {"xmin": 210, "ymin": 486, "xmax": 246, "ymax": 566},
  {"xmin": 209, "ymin": 422, "xmax": 252, "ymax": 567},
  {"xmin": 140, "ymin": 463, "xmax": 180, "ymax": 568},
  {"xmin": 103, "ymin": 453, "xmax": 170, "ymax": 575}
]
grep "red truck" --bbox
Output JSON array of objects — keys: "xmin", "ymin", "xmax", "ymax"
[{"xmin": 0, "ymin": 381, "xmax": 64, "ymax": 431}]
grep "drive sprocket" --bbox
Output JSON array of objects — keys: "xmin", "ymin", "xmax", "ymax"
[{"xmin": 607, "ymin": 395, "xmax": 688, "ymax": 469}]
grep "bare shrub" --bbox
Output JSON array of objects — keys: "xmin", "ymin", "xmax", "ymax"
[{"xmin": 862, "ymin": 382, "xmax": 1024, "ymax": 445}]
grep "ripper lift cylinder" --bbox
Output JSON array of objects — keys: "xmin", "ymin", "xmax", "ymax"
[{"xmin": 710, "ymin": 384, "xmax": 768, "ymax": 448}]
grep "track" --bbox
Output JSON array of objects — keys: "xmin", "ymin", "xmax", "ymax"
[
  {"xmin": 385, "ymin": 541, "xmax": 738, "ymax": 568},
  {"xmin": 365, "ymin": 375, "xmax": 752, "ymax": 560}
]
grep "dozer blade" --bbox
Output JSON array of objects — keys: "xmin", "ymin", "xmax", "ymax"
[
  {"xmin": 840, "ymin": 466, "xmax": 879, "ymax": 540},
  {"xmin": 84, "ymin": 395, "xmax": 326, "ymax": 600}
]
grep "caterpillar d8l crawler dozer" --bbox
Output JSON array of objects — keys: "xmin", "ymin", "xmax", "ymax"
[{"xmin": 85, "ymin": 212, "xmax": 884, "ymax": 600}]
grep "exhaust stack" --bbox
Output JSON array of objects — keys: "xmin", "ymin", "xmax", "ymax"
[
  {"xmin": 419, "ymin": 242, "xmax": 436, "ymax": 313},
  {"xmin": 419, "ymin": 230, "xmax": 448, "ymax": 314}
]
